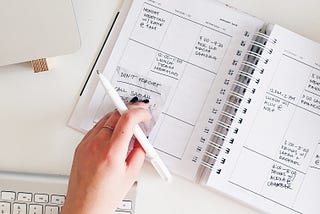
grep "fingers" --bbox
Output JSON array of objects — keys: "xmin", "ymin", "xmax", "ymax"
[
  {"xmin": 95, "ymin": 111, "xmax": 121, "ymax": 143},
  {"xmin": 108, "ymin": 107, "xmax": 151, "ymax": 161},
  {"xmin": 82, "ymin": 112, "xmax": 113, "ymax": 142},
  {"xmin": 126, "ymin": 141, "xmax": 146, "ymax": 178},
  {"xmin": 94, "ymin": 102, "xmax": 150, "ymax": 143},
  {"xmin": 82, "ymin": 101, "xmax": 151, "ymax": 165}
]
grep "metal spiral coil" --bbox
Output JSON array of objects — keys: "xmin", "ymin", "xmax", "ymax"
[{"xmin": 196, "ymin": 29, "xmax": 277, "ymax": 184}]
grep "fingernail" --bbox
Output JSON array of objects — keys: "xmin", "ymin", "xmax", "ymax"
[
  {"xmin": 142, "ymin": 99, "xmax": 149, "ymax": 103},
  {"xmin": 130, "ymin": 96, "xmax": 138, "ymax": 103}
]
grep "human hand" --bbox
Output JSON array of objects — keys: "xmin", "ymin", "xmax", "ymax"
[{"xmin": 62, "ymin": 102, "xmax": 151, "ymax": 214}]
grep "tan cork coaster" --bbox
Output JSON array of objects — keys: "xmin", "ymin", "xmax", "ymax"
[{"xmin": 31, "ymin": 58, "xmax": 49, "ymax": 72}]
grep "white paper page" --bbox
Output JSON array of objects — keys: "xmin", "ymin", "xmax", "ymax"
[
  {"xmin": 75, "ymin": 0, "xmax": 264, "ymax": 180},
  {"xmin": 207, "ymin": 25, "xmax": 320, "ymax": 214}
]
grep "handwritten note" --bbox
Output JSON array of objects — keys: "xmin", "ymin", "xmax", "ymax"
[
  {"xmin": 306, "ymin": 73, "xmax": 320, "ymax": 94},
  {"xmin": 269, "ymin": 88, "xmax": 296, "ymax": 102},
  {"xmin": 151, "ymin": 52, "xmax": 183, "ymax": 80},
  {"xmin": 262, "ymin": 94, "xmax": 289, "ymax": 113},
  {"xmin": 94, "ymin": 66, "xmax": 169, "ymax": 126},
  {"xmin": 193, "ymin": 35, "xmax": 223, "ymax": 60},
  {"xmin": 266, "ymin": 163, "xmax": 297, "ymax": 190},
  {"xmin": 300, "ymin": 93, "xmax": 320, "ymax": 113},
  {"xmin": 278, "ymin": 139, "xmax": 309, "ymax": 167},
  {"xmin": 140, "ymin": 7, "xmax": 167, "ymax": 31}
]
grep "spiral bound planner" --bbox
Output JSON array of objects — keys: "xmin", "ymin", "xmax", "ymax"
[
  {"xmin": 69, "ymin": 0, "xmax": 320, "ymax": 213},
  {"xmin": 196, "ymin": 26, "xmax": 278, "ymax": 184}
]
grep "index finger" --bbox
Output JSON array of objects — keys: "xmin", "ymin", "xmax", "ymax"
[{"xmin": 108, "ymin": 107, "xmax": 151, "ymax": 161}]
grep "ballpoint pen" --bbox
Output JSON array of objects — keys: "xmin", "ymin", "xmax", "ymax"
[{"xmin": 96, "ymin": 70, "xmax": 172, "ymax": 182}]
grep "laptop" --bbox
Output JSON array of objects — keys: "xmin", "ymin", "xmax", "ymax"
[
  {"xmin": 0, "ymin": 1, "xmax": 137, "ymax": 213},
  {"xmin": 0, "ymin": 0, "xmax": 80, "ymax": 66}
]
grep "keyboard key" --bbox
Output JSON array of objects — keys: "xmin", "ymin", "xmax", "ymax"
[
  {"xmin": 1, "ymin": 191, "xmax": 16, "ymax": 201},
  {"xmin": 29, "ymin": 204, "xmax": 42, "ymax": 214},
  {"xmin": 117, "ymin": 200, "xmax": 132, "ymax": 210},
  {"xmin": 34, "ymin": 194, "xmax": 49, "ymax": 203},
  {"xmin": 45, "ymin": 206, "xmax": 59, "ymax": 214},
  {"xmin": 13, "ymin": 203, "xmax": 27, "ymax": 214},
  {"xmin": 17, "ymin": 193, "xmax": 32, "ymax": 202},
  {"xmin": 51, "ymin": 195, "xmax": 65, "ymax": 205},
  {"xmin": 115, "ymin": 212, "xmax": 131, "ymax": 214},
  {"xmin": 0, "ymin": 202, "xmax": 10, "ymax": 214}
]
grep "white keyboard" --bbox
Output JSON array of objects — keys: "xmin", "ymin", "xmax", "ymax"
[
  {"xmin": 0, "ymin": 192, "xmax": 64, "ymax": 214},
  {"xmin": 0, "ymin": 171, "xmax": 137, "ymax": 214}
]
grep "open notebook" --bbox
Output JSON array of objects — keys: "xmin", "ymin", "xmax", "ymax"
[{"xmin": 69, "ymin": 0, "xmax": 320, "ymax": 213}]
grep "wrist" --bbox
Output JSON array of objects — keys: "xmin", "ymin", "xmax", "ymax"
[{"xmin": 62, "ymin": 198, "xmax": 115, "ymax": 214}]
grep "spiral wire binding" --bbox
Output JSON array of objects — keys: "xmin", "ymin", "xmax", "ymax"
[{"xmin": 196, "ymin": 27, "xmax": 277, "ymax": 184}]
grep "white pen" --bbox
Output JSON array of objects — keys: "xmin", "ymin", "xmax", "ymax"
[{"xmin": 96, "ymin": 70, "xmax": 172, "ymax": 182}]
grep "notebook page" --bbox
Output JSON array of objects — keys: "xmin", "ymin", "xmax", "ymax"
[
  {"xmin": 77, "ymin": 0, "xmax": 264, "ymax": 180},
  {"xmin": 207, "ymin": 25, "xmax": 320, "ymax": 214}
]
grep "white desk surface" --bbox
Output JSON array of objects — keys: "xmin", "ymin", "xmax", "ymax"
[{"xmin": 0, "ymin": 0, "xmax": 319, "ymax": 213}]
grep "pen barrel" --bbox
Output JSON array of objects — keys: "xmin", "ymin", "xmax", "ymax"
[
  {"xmin": 109, "ymin": 90, "xmax": 128, "ymax": 114},
  {"xmin": 133, "ymin": 126, "xmax": 158, "ymax": 157},
  {"xmin": 134, "ymin": 126, "xmax": 172, "ymax": 182},
  {"xmin": 150, "ymin": 157, "xmax": 172, "ymax": 182},
  {"xmin": 98, "ymin": 73, "xmax": 128, "ymax": 114}
]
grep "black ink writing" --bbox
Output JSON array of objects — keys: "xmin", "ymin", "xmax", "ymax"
[
  {"xmin": 193, "ymin": 35, "xmax": 224, "ymax": 60},
  {"xmin": 140, "ymin": 7, "xmax": 166, "ymax": 31},
  {"xmin": 263, "ymin": 94, "xmax": 289, "ymax": 113},
  {"xmin": 152, "ymin": 52, "xmax": 183, "ymax": 79},
  {"xmin": 278, "ymin": 140, "xmax": 309, "ymax": 167},
  {"xmin": 300, "ymin": 93, "xmax": 320, "ymax": 112},
  {"xmin": 269, "ymin": 88, "xmax": 296, "ymax": 102},
  {"xmin": 267, "ymin": 164, "xmax": 297, "ymax": 190}
]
